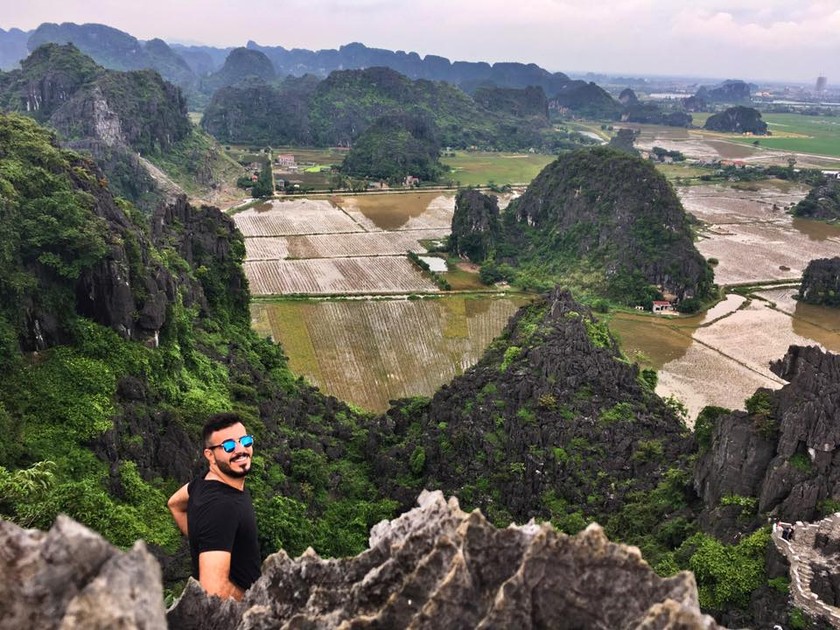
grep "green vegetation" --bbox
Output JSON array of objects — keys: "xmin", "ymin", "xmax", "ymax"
[
  {"xmin": 728, "ymin": 113, "xmax": 840, "ymax": 159},
  {"xmin": 456, "ymin": 147, "xmax": 715, "ymax": 306},
  {"xmin": 341, "ymin": 114, "xmax": 445, "ymax": 183},
  {"xmin": 687, "ymin": 528, "xmax": 770, "ymax": 611},
  {"xmin": 441, "ymin": 151, "xmax": 555, "ymax": 186},
  {"xmin": 0, "ymin": 113, "xmax": 398, "ymax": 564}
]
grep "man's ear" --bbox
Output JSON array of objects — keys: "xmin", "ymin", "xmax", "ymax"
[{"xmin": 203, "ymin": 447, "xmax": 214, "ymax": 465}]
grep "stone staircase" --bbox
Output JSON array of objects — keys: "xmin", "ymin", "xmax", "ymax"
[{"xmin": 773, "ymin": 514, "xmax": 840, "ymax": 628}]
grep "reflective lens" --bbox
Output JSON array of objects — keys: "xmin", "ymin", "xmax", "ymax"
[{"xmin": 216, "ymin": 435, "xmax": 255, "ymax": 453}]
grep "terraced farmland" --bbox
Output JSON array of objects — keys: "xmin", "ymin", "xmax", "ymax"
[
  {"xmin": 234, "ymin": 195, "xmax": 456, "ymax": 296},
  {"xmin": 251, "ymin": 296, "xmax": 530, "ymax": 411},
  {"xmin": 245, "ymin": 258, "xmax": 437, "ymax": 295}
]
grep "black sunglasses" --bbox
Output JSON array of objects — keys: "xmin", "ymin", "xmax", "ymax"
[{"xmin": 207, "ymin": 435, "xmax": 254, "ymax": 453}]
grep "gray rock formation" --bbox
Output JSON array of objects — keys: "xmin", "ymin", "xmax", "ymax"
[
  {"xmin": 696, "ymin": 346, "xmax": 840, "ymax": 531},
  {"xmin": 0, "ymin": 493, "xmax": 723, "ymax": 629},
  {"xmin": 168, "ymin": 490, "xmax": 721, "ymax": 629},
  {"xmin": 449, "ymin": 188, "xmax": 502, "ymax": 262},
  {"xmin": 0, "ymin": 515, "xmax": 166, "ymax": 629},
  {"xmin": 799, "ymin": 257, "xmax": 840, "ymax": 307}
]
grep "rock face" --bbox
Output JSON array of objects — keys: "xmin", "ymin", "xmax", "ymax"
[
  {"xmin": 703, "ymin": 106, "xmax": 767, "ymax": 134},
  {"xmin": 793, "ymin": 179, "xmax": 840, "ymax": 222},
  {"xmin": 0, "ymin": 515, "xmax": 166, "ymax": 629},
  {"xmin": 694, "ymin": 80, "xmax": 752, "ymax": 104},
  {"xmin": 619, "ymin": 88, "xmax": 639, "ymax": 105},
  {"xmin": 449, "ymin": 188, "xmax": 502, "ymax": 262},
  {"xmin": 800, "ymin": 257, "xmax": 840, "ymax": 307},
  {"xmin": 696, "ymin": 346, "xmax": 840, "ymax": 531},
  {"xmin": 168, "ymin": 490, "xmax": 721, "ymax": 629},
  {"xmin": 473, "ymin": 85, "xmax": 549, "ymax": 118},
  {"xmin": 0, "ymin": 43, "xmax": 195, "ymax": 210}
]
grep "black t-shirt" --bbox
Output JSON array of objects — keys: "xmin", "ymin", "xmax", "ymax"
[{"xmin": 187, "ymin": 478, "xmax": 261, "ymax": 591}]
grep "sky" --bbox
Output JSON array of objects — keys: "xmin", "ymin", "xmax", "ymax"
[{"xmin": 5, "ymin": 0, "xmax": 840, "ymax": 83}]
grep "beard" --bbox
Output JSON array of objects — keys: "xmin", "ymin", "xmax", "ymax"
[{"xmin": 217, "ymin": 453, "xmax": 251, "ymax": 478}]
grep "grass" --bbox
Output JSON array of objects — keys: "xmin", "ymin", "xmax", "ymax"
[
  {"xmin": 693, "ymin": 113, "xmax": 840, "ymax": 159},
  {"xmin": 654, "ymin": 162, "xmax": 714, "ymax": 183},
  {"xmin": 441, "ymin": 151, "xmax": 556, "ymax": 186}
]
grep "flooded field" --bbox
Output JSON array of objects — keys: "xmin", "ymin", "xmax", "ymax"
[
  {"xmin": 682, "ymin": 184, "xmax": 840, "ymax": 284},
  {"xmin": 251, "ymin": 295, "xmax": 529, "ymax": 411},
  {"xmin": 632, "ymin": 122, "xmax": 840, "ymax": 169},
  {"xmin": 234, "ymin": 195, "xmax": 455, "ymax": 296},
  {"xmin": 609, "ymin": 182, "xmax": 840, "ymax": 423}
]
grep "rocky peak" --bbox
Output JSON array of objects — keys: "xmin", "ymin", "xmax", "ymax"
[
  {"xmin": 1, "ymin": 491, "xmax": 722, "ymax": 629},
  {"xmin": 505, "ymin": 147, "xmax": 713, "ymax": 302},
  {"xmin": 695, "ymin": 345, "xmax": 840, "ymax": 534},
  {"xmin": 371, "ymin": 288, "xmax": 695, "ymax": 526}
]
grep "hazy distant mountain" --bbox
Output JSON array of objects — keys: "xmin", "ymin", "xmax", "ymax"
[
  {"xmin": 6, "ymin": 21, "xmax": 617, "ymax": 113},
  {"xmin": 27, "ymin": 23, "xmax": 196, "ymax": 90},
  {"xmin": 0, "ymin": 27, "xmax": 30, "ymax": 70},
  {"xmin": 202, "ymin": 47, "xmax": 275, "ymax": 91},
  {"xmin": 169, "ymin": 43, "xmax": 231, "ymax": 76},
  {"xmin": 201, "ymin": 66, "xmax": 560, "ymax": 151}
]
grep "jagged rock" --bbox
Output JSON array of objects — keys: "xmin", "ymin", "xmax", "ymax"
[
  {"xmin": 372, "ymin": 288, "xmax": 695, "ymax": 527},
  {"xmin": 799, "ymin": 257, "xmax": 840, "ymax": 307},
  {"xmin": 696, "ymin": 346, "xmax": 840, "ymax": 528},
  {"xmin": 793, "ymin": 180, "xmax": 840, "ymax": 223},
  {"xmin": 168, "ymin": 490, "xmax": 721, "ymax": 629},
  {"xmin": 0, "ymin": 515, "xmax": 166, "ymax": 629}
]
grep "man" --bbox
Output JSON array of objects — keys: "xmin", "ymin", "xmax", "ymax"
[{"xmin": 167, "ymin": 413, "xmax": 261, "ymax": 600}]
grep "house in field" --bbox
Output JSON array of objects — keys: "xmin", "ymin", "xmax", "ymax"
[
  {"xmin": 404, "ymin": 175, "xmax": 420, "ymax": 187},
  {"xmin": 652, "ymin": 300, "xmax": 672, "ymax": 313},
  {"xmin": 822, "ymin": 170, "xmax": 840, "ymax": 179},
  {"xmin": 275, "ymin": 154, "xmax": 296, "ymax": 168}
]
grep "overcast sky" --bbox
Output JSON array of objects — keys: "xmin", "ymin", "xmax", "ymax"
[{"xmin": 5, "ymin": 0, "xmax": 839, "ymax": 83}]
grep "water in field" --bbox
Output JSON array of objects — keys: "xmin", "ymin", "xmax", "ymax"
[
  {"xmin": 337, "ymin": 192, "xmax": 455, "ymax": 231},
  {"xmin": 607, "ymin": 183, "xmax": 840, "ymax": 423},
  {"xmin": 252, "ymin": 295, "xmax": 530, "ymax": 412},
  {"xmin": 609, "ymin": 292, "xmax": 840, "ymax": 424}
]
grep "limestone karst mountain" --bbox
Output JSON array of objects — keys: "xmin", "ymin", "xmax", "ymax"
[{"xmin": 799, "ymin": 258, "xmax": 840, "ymax": 307}]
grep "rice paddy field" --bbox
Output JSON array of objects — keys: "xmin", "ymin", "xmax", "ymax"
[
  {"xmin": 631, "ymin": 115, "xmax": 840, "ymax": 168},
  {"xmin": 234, "ymin": 141, "xmax": 840, "ymax": 420},
  {"xmin": 729, "ymin": 114, "xmax": 840, "ymax": 159},
  {"xmin": 609, "ymin": 181, "xmax": 840, "ymax": 423},
  {"xmin": 441, "ymin": 151, "xmax": 555, "ymax": 187},
  {"xmin": 234, "ymin": 194, "xmax": 456, "ymax": 296},
  {"xmin": 251, "ymin": 295, "xmax": 529, "ymax": 411},
  {"xmin": 682, "ymin": 183, "xmax": 840, "ymax": 285}
]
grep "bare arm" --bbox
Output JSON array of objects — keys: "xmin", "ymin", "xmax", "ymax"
[
  {"xmin": 167, "ymin": 483, "xmax": 190, "ymax": 536},
  {"xmin": 198, "ymin": 551, "xmax": 245, "ymax": 600}
]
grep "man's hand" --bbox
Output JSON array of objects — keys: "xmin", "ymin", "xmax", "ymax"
[
  {"xmin": 198, "ymin": 551, "xmax": 245, "ymax": 600},
  {"xmin": 167, "ymin": 484, "xmax": 190, "ymax": 536}
]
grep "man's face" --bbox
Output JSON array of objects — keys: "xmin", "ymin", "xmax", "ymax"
[{"xmin": 206, "ymin": 422, "xmax": 253, "ymax": 478}]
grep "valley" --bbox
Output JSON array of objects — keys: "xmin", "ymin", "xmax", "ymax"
[{"xmin": 237, "ymin": 148, "xmax": 840, "ymax": 419}]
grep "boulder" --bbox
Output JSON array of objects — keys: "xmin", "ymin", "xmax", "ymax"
[{"xmin": 0, "ymin": 515, "xmax": 166, "ymax": 629}]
